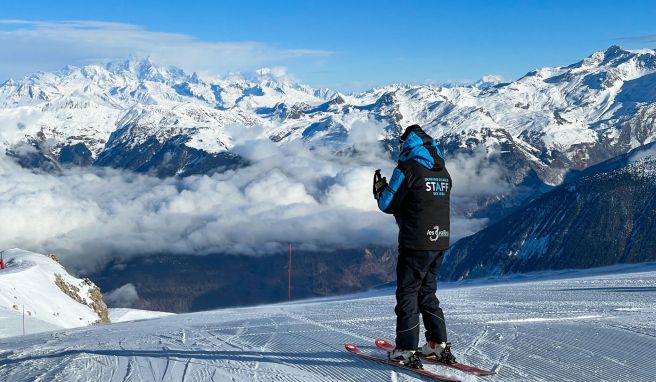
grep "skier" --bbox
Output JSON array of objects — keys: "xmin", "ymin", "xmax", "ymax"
[{"xmin": 373, "ymin": 124, "xmax": 456, "ymax": 369}]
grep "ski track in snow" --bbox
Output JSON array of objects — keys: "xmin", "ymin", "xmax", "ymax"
[{"xmin": 0, "ymin": 269, "xmax": 655, "ymax": 381}]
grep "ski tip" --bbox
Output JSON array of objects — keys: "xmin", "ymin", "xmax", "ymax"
[
  {"xmin": 375, "ymin": 338, "xmax": 394, "ymax": 349},
  {"xmin": 344, "ymin": 343, "xmax": 361, "ymax": 352}
]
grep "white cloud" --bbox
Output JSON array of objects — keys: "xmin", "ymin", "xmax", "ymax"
[
  {"xmin": 0, "ymin": 20, "xmax": 333, "ymax": 81},
  {"xmin": 0, "ymin": 121, "xmax": 509, "ymax": 272},
  {"xmin": 449, "ymin": 147, "xmax": 511, "ymax": 198},
  {"xmin": 480, "ymin": 74, "xmax": 504, "ymax": 83},
  {"xmin": 104, "ymin": 283, "xmax": 140, "ymax": 308},
  {"xmin": 0, "ymin": 124, "xmax": 397, "ymax": 272},
  {"xmin": 618, "ymin": 34, "xmax": 656, "ymax": 43},
  {"xmin": 447, "ymin": 146, "xmax": 512, "ymax": 234}
]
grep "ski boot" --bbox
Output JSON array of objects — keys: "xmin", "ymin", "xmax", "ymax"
[
  {"xmin": 419, "ymin": 341, "xmax": 457, "ymax": 364},
  {"xmin": 388, "ymin": 348, "xmax": 423, "ymax": 369}
]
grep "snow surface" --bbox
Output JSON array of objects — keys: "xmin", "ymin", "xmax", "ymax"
[
  {"xmin": 1, "ymin": 266, "xmax": 655, "ymax": 381},
  {"xmin": 109, "ymin": 308, "xmax": 174, "ymax": 323}
]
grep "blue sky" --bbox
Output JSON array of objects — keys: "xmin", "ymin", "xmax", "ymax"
[{"xmin": 1, "ymin": 0, "xmax": 656, "ymax": 91}]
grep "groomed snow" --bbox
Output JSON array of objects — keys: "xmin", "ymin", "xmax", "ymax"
[
  {"xmin": 109, "ymin": 308, "xmax": 174, "ymax": 323},
  {"xmin": 1, "ymin": 265, "xmax": 654, "ymax": 381}
]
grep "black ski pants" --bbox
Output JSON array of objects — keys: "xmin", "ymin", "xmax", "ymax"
[{"xmin": 394, "ymin": 249, "xmax": 447, "ymax": 350}]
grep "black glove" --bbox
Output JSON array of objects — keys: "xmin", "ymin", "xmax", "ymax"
[{"xmin": 373, "ymin": 169, "xmax": 388, "ymax": 200}]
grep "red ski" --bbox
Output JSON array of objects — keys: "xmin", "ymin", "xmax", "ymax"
[
  {"xmin": 344, "ymin": 343, "xmax": 461, "ymax": 382},
  {"xmin": 375, "ymin": 339, "xmax": 496, "ymax": 376}
]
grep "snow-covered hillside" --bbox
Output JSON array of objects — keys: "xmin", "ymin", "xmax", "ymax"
[
  {"xmin": 2, "ymin": 46, "xmax": 656, "ymax": 184},
  {"xmin": 0, "ymin": 249, "xmax": 109, "ymax": 337},
  {"xmin": 0, "ymin": 249, "xmax": 172, "ymax": 337},
  {"xmin": 0, "ymin": 264, "xmax": 654, "ymax": 381},
  {"xmin": 442, "ymin": 143, "xmax": 656, "ymax": 280}
]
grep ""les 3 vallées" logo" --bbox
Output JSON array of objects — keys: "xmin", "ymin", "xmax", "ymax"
[{"xmin": 427, "ymin": 226, "xmax": 450, "ymax": 241}]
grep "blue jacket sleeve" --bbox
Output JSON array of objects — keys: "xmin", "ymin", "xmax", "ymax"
[{"xmin": 377, "ymin": 166, "xmax": 408, "ymax": 214}]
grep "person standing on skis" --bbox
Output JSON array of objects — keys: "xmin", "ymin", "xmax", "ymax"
[{"xmin": 373, "ymin": 124, "xmax": 456, "ymax": 369}]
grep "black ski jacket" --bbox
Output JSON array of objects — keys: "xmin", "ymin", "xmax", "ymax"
[{"xmin": 378, "ymin": 126, "xmax": 452, "ymax": 250}]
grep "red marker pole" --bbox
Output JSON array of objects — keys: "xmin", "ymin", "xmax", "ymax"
[{"xmin": 288, "ymin": 243, "xmax": 292, "ymax": 302}]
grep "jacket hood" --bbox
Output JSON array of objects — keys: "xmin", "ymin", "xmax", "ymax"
[{"xmin": 399, "ymin": 125, "xmax": 445, "ymax": 170}]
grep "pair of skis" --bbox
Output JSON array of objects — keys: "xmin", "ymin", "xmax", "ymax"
[{"xmin": 344, "ymin": 338, "xmax": 495, "ymax": 382}]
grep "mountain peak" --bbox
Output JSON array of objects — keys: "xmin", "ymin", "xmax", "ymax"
[
  {"xmin": 604, "ymin": 45, "xmax": 625, "ymax": 56},
  {"xmin": 104, "ymin": 57, "xmax": 189, "ymax": 83},
  {"xmin": 563, "ymin": 45, "xmax": 656, "ymax": 79},
  {"xmin": 106, "ymin": 56, "xmax": 154, "ymax": 72}
]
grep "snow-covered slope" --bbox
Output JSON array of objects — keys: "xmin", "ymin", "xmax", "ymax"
[
  {"xmin": 108, "ymin": 308, "xmax": 174, "ymax": 323},
  {"xmin": 2, "ymin": 46, "xmax": 656, "ymax": 184},
  {"xmin": 0, "ymin": 249, "xmax": 109, "ymax": 338},
  {"xmin": 0, "ymin": 264, "xmax": 654, "ymax": 381}
]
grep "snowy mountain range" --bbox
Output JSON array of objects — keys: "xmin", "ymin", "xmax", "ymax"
[
  {"xmin": 2, "ymin": 45, "xmax": 656, "ymax": 308},
  {"xmin": 2, "ymin": 45, "xmax": 656, "ymax": 185},
  {"xmin": 2, "ymin": 44, "xmax": 655, "ymax": 382}
]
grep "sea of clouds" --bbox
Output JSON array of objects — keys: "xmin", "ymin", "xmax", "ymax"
[{"xmin": 0, "ymin": 122, "xmax": 508, "ymax": 272}]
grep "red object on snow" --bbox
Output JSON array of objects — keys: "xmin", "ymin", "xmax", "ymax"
[{"xmin": 0, "ymin": 258, "xmax": 4, "ymax": 270}]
